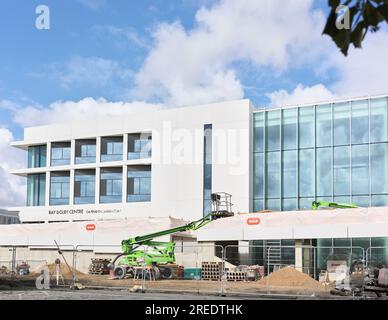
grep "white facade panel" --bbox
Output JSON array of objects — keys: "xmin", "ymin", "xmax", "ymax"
[{"xmin": 11, "ymin": 100, "xmax": 253, "ymax": 223}]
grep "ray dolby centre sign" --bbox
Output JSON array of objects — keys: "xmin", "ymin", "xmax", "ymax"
[{"xmin": 48, "ymin": 208, "xmax": 122, "ymax": 216}]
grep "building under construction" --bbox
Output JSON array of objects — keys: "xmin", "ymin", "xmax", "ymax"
[{"xmin": 1, "ymin": 94, "xmax": 388, "ymax": 296}]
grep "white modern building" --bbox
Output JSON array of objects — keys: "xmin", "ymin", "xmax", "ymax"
[
  {"xmin": 0, "ymin": 209, "xmax": 19, "ymax": 225},
  {"xmin": 10, "ymin": 99, "xmax": 252, "ymax": 224},
  {"xmin": 4, "ymin": 95, "xmax": 388, "ymax": 272}
]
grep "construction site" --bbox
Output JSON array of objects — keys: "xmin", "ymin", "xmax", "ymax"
[
  {"xmin": 1, "ymin": 193, "xmax": 388, "ymax": 300},
  {"xmin": 1, "ymin": 95, "xmax": 388, "ymax": 300}
]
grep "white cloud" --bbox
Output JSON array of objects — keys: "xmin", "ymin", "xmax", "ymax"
[
  {"xmin": 132, "ymin": 0, "xmax": 327, "ymax": 107},
  {"xmin": 78, "ymin": 0, "xmax": 106, "ymax": 10},
  {"xmin": 329, "ymin": 31, "xmax": 388, "ymax": 98},
  {"xmin": 91, "ymin": 25, "xmax": 150, "ymax": 49},
  {"xmin": 10, "ymin": 97, "xmax": 162, "ymax": 127},
  {"xmin": 56, "ymin": 56, "xmax": 132, "ymax": 89},
  {"xmin": 266, "ymin": 29, "xmax": 388, "ymax": 107},
  {"xmin": 0, "ymin": 128, "xmax": 25, "ymax": 208},
  {"xmin": 267, "ymin": 84, "xmax": 335, "ymax": 108}
]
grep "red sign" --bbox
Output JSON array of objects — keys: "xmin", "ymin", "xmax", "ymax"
[
  {"xmin": 85, "ymin": 224, "xmax": 96, "ymax": 231},
  {"xmin": 247, "ymin": 217, "xmax": 261, "ymax": 226}
]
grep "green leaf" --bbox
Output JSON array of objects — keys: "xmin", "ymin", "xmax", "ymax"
[
  {"xmin": 364, "ymin": 1, "xmax": 384, "ymax": 26},
  {"xmin": 328, "ymin": 0, "xmax": 341, "ymax": 8},
  {"xmin": 377, "ymin": 3, "xmax": 388, "ymax": 22},
  {"xmin": 350, "ymin": 21, "xmax": 366, "ymax": 48}
]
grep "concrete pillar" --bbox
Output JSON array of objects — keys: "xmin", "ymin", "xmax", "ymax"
[
  {"xmin": 69, "ymin": 169, "xmax": 75, "ymax": 205},
  {"xmin": 122, "ymin": 165, "xmax": 128, "ymax": 203},
  {"xmin": 45, "ymin": 171, "xmax": 51, "ymax": 208},
  {"xmin": 295, "ymin": 239, "xmax": 303, "ymax": 272},
  {"xmin": 95, "ymin": 167, "xmax": 101, "ymax": 204}
]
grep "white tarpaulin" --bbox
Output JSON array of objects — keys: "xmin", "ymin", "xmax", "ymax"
[
  {"xmin": 0, "ymin": 217, "xmax": 191, "ymax": 249},
  {"xmin": 197, "ymin": 207, "xmax": 388, "ymax": 241}
]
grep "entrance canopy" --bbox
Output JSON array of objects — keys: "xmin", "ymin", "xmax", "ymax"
[{"xmin": 197, "ymin": 207, "xmax": 388, "ymax": 241}]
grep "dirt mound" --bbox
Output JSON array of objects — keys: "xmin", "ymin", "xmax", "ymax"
[
  {"xmin": 258, "ymin": 267, "xmax": 323, "ymax": 288},
  {"xmin": 32, "ymin": 263, "xmax": 85, "ymax": 278}
]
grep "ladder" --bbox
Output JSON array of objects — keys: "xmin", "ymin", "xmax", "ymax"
[{"xmin": 265, "ymin": 240, "xmax": 282, "ymax": 272}]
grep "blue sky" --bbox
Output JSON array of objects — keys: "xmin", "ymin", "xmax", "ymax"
[
  {"xmin": 1, "ymin": 0, "xmax": 388, "ymax": 207},
  {"xmin": 0, "ymin": 0, "xmax": 334, "ymax": 139}
]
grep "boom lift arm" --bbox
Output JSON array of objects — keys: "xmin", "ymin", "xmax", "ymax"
[
  {"xmin": 312, "ymin": 200, "xmax": 358, "ymax": 210},
  {"xmin": 121, "ymin": 213, "xmax": 214, "ymax": 253},
  {"xmin": 110, "ymin": 193, "xmax": 234, "ymax": 279}
]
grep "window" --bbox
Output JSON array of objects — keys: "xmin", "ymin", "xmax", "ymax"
[
  {"xmin": 352, "ymin": 144, "xmax": 369, "ymax": 195},
  {"xmin": 266, "ymin": 151, "xmax": 280, "ymax": 198},
  {"xmin": 371, "ymin": 98, "xmax": 388, "ymax": 143},
  {"xmin": 371, "ymin": 143, "xmax": 388, "ymax": 194},
  {"xmin": 101, "ymin": 137, "xmax": 123, "ymax": 162},
  {"xmin": 127, "ymin": 166, "xmax": 151, "ymax": 202},
  {"xmin": 75, "ymin": 140, "xmax": 96, "ymax": 164},
  {"xmin": 351, "ymin": 100, "xmax": 369, "ymax": 144},
  {"xmin": 27, "ymin": 174, "xmax": 45, "ymax": 206},
  {"xmin": 282, "ymin": 109, "xmax": 297, "ymax": 150},
  {"xmin": 254, "ymin": 113, "xmax": 265, "ymax": 152},
  {"xmin": 299, "ymin": 107, "xmax": 315, "ymax": 149},
  {"xmin": 28, "ymin": 145, "xmax": 46, "ymax": 168},
  {"xmin": 282, "ymin": 150, "xmax": 297, "ymax": 198},
  {"xmin": 266, "ymin": 199, "xmax": 280, "ymax": 211},
  {"xmin": 333, "ymin": 102, "xmax": 350, "ymax": 146},
  {"xmin": 50, "ymin": 172, "xmax": 70, "ymax": 206},
  {"xmin": 74, "ymin": 170, "xmax": 95, "ymax": 204},
  {"xmin": 203, "ymin": 124, "xmax": 213, "ymax": 215},
  {"xmin": 51, "ymin": 142, "xmax": 71, "ymax": 166},
  {"xmin": 316, "ymin": 104, "xmax": 332, "ymax": 147},
  {"xmin": 100, "ymin": 168, "xmax": 122, "ymax": 203},
  {"xmin": 317, "ymin": 147, "xmax": 332, "ymax": 197},
  {"xmin": 282, "ymin": 198, "xmax": 297, "ymax": 211},
  {"xmin": 128, "ymin": 134, "xmax": 152, "ymax": 160},
  {"xmin": 334, "ymin": 146, "xmax": 350, "ymax": 196},
  {"xmin": 299, "ymin": 149, "xmax": 314, "ymax": 197},
  {"xmin": 253, "ymin": 153, "xmax": 264, "ymax": 200},
  {"xmin": 266, "ymin": 111, "xmax": 281, "ymax": 151}
]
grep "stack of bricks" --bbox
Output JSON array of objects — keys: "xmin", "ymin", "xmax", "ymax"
[
  {"xmin": 226, "ymin": 270, "xmax": 247, "ymax": 282},
  {"xmin": 201, "ymin": 262, "xmax": 223, "ymax": 281}
]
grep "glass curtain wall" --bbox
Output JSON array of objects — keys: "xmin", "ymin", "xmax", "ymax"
[
  {"xmin": 27, "ymin": 174, "xmax": 46, "ymax": 206},
  {"xmin": 253, "ymin": 97, "xmax": 388, "ymax": 211},
  {"xmin": 28, "ymin": 145, "xmax": 46, "ymax": 168}
]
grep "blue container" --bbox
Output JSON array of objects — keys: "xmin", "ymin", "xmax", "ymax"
[{"xmin": 183, "ymin": 268, "xmax": 201, "ymax": 280}]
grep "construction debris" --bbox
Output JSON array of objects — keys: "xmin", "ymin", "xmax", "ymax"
[
  {"xmin": 89, "ymin": 258, "xmax": 111, "ymax": 275},
  {"xmin": 0, "ymin": 266, "xmax": 9, "ymax": 274}
]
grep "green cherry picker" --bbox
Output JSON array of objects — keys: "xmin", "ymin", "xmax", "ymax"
[{"xmin": 110, "ymin": 192, "xmax": 234, "ymax": 280}]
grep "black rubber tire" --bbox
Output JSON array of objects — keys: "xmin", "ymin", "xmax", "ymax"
[
  {"xmin": 160, "ymin": 267, "xmax": 173, "ymax": 279},
  {"xmin": 114, "ymin": 266, "xmax": 127, "ymax": 280}
]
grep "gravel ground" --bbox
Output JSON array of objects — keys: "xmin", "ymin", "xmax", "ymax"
[{"xmin": 0, "ymin": 288, "xmax": 246, "ymax": 300}]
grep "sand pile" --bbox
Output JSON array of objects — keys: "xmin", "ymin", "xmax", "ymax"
[
  {"xmin": 258, "ymin": 267, "xmax": 323, "ymax": 288},
  {"xmin": 32, "ymin": 263, "xmax": 85, "ymax": 278}
]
